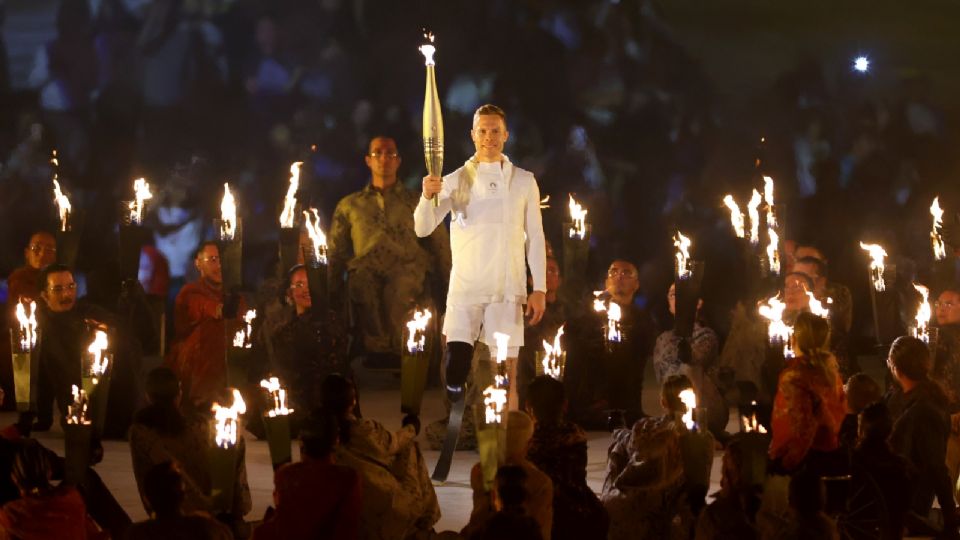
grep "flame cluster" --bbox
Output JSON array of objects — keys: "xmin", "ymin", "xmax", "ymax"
[
  {"xmin": 742, "ymin": 402, "xmax": 768, "ymax": 433},
  {"xmin": 568, "ymin": 195, "xmax": 588, "ymax": 240},
  {"xmin": 86, "ymin": 330, "xmax": 110, "ymax": 381},
  {"xmin": 541, "ymin": 326, "xmax": 565, "ymax": 380},
  {"xmin": 212, "ymin": 389, "xmax": 247, "ymax": 448},
  {"xmin": 260, "ymin": 377, "xmax": 293, "ymax": 418},
  {"xmin": 913, "ymin": 283, "xmax": 932, "ymax": 343},
  {"xmin": 128, "ymin": 178, "xmax": 153, "ymax": 225},
  {"xmin": 859, "ymin": 242, "xmax": 888, "ymax": 292},
  {"xmin": 303, "ymin": 208, "xmax": 328, "ymax": 265},
  {"xmin": 674, "ymin": 231, "xmax": 692, "ymax": 279},
  {"xmin": 67, "ymin": 385, "xmax": 91, "ymax": 425},
  {"xmin": 232, "ymin": 309, "xmax": 256, "ymax": 349},
  {"xmin": 678, "ymin": 388, "xmax": 697, "ymax": 430},
  {"xmin": 758, "ymin": 295, "xmax": 793, "ymax": 357},
  {"xmin": 279, "ymin": 162, "xmax": 302, "ymax": 229},
  {"xmin": 805, "ymin": 291, "xmax": 833, "ymax": 319},
  {"xmin": 220, "ymin": 183, "xmax": 238, "ymax": 240},
  {"xmin": 14, "ymin": 301, "xmax": 38, "ymax": 351},
  {"xmin": 419, "ymin": 31, "xmax": 436, "ymax": 66},
  {"xmin": 722, "ymin": 177, "xmax": 780, "ymax": 275},
  {"xmin": 482, "ymin": 385, "xmax": 507, "ymax": 425},
  {"xmin": 405, "ymin": 309, "xmax": 432, "ymax": 354},
  {"xmin": 593, "ymin": 294, "xmax": 622, "ymax": 344},
  {"xmin": 931, "ymin": 197, "xmax": 946, "ymax": 261}
]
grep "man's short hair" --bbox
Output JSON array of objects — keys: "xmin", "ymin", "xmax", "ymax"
[
  {"xmin": 299, "ymin": 409, "xmax": 340, "ymax": 459},
  {"xmin": 527, "ymin": 376, "xmax": 565, "ymax": 423},
  {"xmin": 473, "ymin": 104, "xmax": 506, "ymax": 126},
  {"xmin": 793, "ymin": 243, "xmax": 826, "ymax": 262},
  {"xmin": 888, "ymin": 335, "xmax": 931, "ymax": 381},
  {"xmin": 193, "ymin": 240, "xmax": 219, "ymax": 260},
  {"xmin": 844, "ymin": 373, "xmax": 881, "ymax": 413},
  {"xmin": 794, "ymin": 256, "xmax": 828, "ymax": 279},
  {"xmin": 938, "ymin": 284, "xmax": 960, "ymax": 299},
  {"xmin": 37, "ymin": 263, "xmax": 72, "ymax": 292},
  {"xmin": 25, "ymin": 230, "xmax": 55, "ymax": 248}
]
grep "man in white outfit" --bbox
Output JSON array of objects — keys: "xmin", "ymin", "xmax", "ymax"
[{"xmin": 415, "ymin": 104, "xmax": 547, "ymax": 409}]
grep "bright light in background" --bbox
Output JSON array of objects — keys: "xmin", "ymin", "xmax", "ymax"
[{"xmin": 853, "ymin": 56, "xmax": 870, "ymax": 73}]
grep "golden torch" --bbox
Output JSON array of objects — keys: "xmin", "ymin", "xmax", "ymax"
[{"xmin": 419, "ymin": 32, "xmax": 443, "ymax": 207}]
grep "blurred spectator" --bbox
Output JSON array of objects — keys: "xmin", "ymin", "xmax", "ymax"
[
  {"xmin": 125, "ymin": 461, "xmax": 232, "ymax": 540},
  {"xmin": 853, "ymin": 402, "xmax": 910, "ymax": 540},
  {"xmin": 469, "ymin": 465, "xmax": 545, "ymax": 540}
]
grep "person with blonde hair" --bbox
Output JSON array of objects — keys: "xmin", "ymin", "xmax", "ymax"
[{"xmin": 768, "ymin": 312, "xmax": 846, "ymax": 472}]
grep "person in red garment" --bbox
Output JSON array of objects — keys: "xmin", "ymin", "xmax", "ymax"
[
  {"xmin": 166, "ymin": 241, "xmax": 245, "ymax": 405},
  {"xmin": 253, "ymin": 410, "xmax": 362, "ymax": 540}
]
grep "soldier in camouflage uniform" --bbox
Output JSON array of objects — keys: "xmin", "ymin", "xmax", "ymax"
[{"xmin": 328, "ymin": 136, "xmax": 451, "ymax": 365}]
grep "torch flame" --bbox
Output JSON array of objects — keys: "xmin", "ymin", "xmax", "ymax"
[
  {"xmin": 260, "ymin": 377, "xmax": 293, "ymax": 417},
  {"xmin": 212, "ymin": 388, "xmax": 247, "ymax": 448},
  {"xmin": 232, "ymin": 309, "xmax": 256, "ymax": 349},
  {"xmin": 87, "ymin": 330, "xmax": 109, "ymax": 378},
  {"xmin": 722, "ymin": 195, "xmax": 745, "ymax": 239},
  {"xmin": 494, "ymin": 332, "xmax": 510, "ymax": 364},
  {"xmin": 14, "ymin": 300, "xmax": 38, "ymax": 351},
  {"xmin": 743, "ymin": 405, "xmax": 768, "ymax": 433},
  {"xmin": 913, "ymin": 283, "xmax": 932, "ymax": 343},
  {"xmin": 859, "ymin": 242, "xmax": 888, "ymax": 291},
  {"xmin": 220, "ymin": 183, "xmax": 238, "ymax": 240},
  {"xmin": 539, "ymin": 195, "xmax": 550, "ymax": 209},
  {"xmin": 67, "ymin": 385, "xmax": 90, "ymax": 425},
  {"xmin": 302, "ymin": 208, "xmax": 328, "ymax": 265},
  {"xmin": 606, "ymin": 303, "xmax": 622, "ymax": 343},
  {"xmin": 405, "ymin": 308, "xmax": 432, "ymax": 353},
  {"xmin": 279, "ymin": 162, "xmax": 302, "ymax": 228},
  {"xmin": 52, "ymin": 179, "xmax": 72, "ymax": 232},
  {"xmin": 419, "ymin": 32, "xmax": 436, "ymax": 66},
  {"xmin": 767, "ymin": 228, "xmax": 781, "ymax": 275},
  {"xmin": 747, "ymin": 189, "xmax": 762, "ymax": 245},
  {"xmin": 128, "ymin": 178, "xmax": 153, "ymax": 225},
  {"xmin": 805, "ymin": 291, "xmax": 833, "ymax": 319},
  {"xmin": 763, "ymin": 176, "xmax": 777, "ymax": 228},
  {"xmin": 541, "ymin": 325, "xmax": 565, "ymax": 379},
  {"xmin": 482, "ymin": 385, "xmax": 507, "ymax": 424},
  {"xmin": 931, "ymin": 197, "xmax": 946, "ymax": 261},
  {"xmin": 593, "ymin": 291, "xmax": 607, "ymax": 313},
  {"xmin": 678, "ymin": 388, "xmax": 697, "ymax": 430},
  {"xmin": 568, "ymin": 195, "xmax": 588, "ymax": 239},
  {"xmin": 758, "ymin": 295, "xmax": 791, "ymax": 345},
  {"xmin": 674, "ymin": 231, "xmax": 692, "ymax": 279}
]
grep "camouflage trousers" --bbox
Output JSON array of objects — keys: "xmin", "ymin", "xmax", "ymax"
[
  {"xmin": 349, "ymin": 259, "xmax": 427, "ymax": 355},
  {"xmin": 425, "ymin": 342, "xmax": 498, "ymax": 451}
]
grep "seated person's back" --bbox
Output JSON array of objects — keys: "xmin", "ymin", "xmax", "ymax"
[{"xmin": 124, "ymin": 461, "xmax": 231, "ymax": 540}]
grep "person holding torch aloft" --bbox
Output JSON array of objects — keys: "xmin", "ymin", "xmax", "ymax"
[{"xmin": 415, "ymin": 104, "xmax": 547, "ymax": 412}]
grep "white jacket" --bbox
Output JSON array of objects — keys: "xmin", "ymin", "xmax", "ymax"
[{"xmin": 414, "ymin": 156, "xmax": 546, "ymax": 305}]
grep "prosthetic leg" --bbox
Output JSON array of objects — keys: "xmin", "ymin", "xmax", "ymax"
[{"xmin": 431, "ymin": 341, "xmax": 473, "ymax": 482}]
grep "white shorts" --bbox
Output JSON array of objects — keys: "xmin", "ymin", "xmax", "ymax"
[{"xmin": 443, "ymin": 301, "xmax": 523, "ymax": 357}]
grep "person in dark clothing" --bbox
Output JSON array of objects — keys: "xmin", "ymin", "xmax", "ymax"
[
  {"xmin": 471, "ymin": 465, "xmax": 544, "ymax": 540},
  {"xmin": 525, "ymin": 376, "xmax": 608, "ymax": 540},
  {"xmin": 565, "ymin": 259, "xmax": 656, "ymax": 429},
  {"xmin": 517, "ymin": 257, "xmax": 566, "ymax": 410},
  {"xmin": 886, "ymin": 335, "xmax": 959, "ymax": 534},
  {"xmin": 839, "ymin": 373, "xmax": 881, "ymax": 451},
  {"xmin": 854, "ymin": 402, "xmax": 910, "ymax": 540},
  {"xmin": 125, "ymin": 461, "xmax": 232, "ymax": 540}
]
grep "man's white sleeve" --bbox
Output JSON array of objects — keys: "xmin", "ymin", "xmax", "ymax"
[
  {"xmin": 413, "ymin": 177, "xmax": 453, "ymax": 238},
  {"xmin": 525, "ymin": 177, "xmax": 547, "ymax": 293}
]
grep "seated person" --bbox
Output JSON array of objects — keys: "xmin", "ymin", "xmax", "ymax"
[
  {"xmin": 253, "ymin": 410, "xmax": 362, "ymax": 539},
  {"xmin": 768, "ymin": 313, "xmax": 846, "ymax": 474},
  {"xmin": 129, "ymin": 368, "xmax": 251, "ymax": 531},
  {"xmin": 653, "ymin": 283, "xmax": 727, "ymax": 438},
  {"xmin": 839, "ymin": 373, "xmax": 881, "ymax": 450},
  {"xmin": 565, "ymin": 259, "xmax": 656, "ymax": 429},
  {"xmin": 328, "ymin": 136, "xmax": 450, "ymax": 368},
  {"xmin": 469, "ymin": 465, "xmax": 545, "ymax": 540},
  {"xmin": 853, "ymin": 402, "xmax": 909, "ymax": 539},
  {"xmin": 321, "ymin": 374, "xmax": 439, "ymax": 538},
  {"xmin": 462, "ymin": 410, "xmax": 553, "ymax": 540},
  {"xmin": 695, "ymin": 437, "xmax": 759, "ymax": 540},
  {"xmin": 602, "ymin": 387, "xmax": 692, "ymax": 540},
  {"xmin": 125, "ymin": 461, "xmax": 232, "ymax": 540},
  {"xmin": 525, "ymin": 376, "xmax": 608, "ymax": 540},
  {"xmin": 886, "ymin": 336, "xmax": 958, "ymax": 533},
  {"xmin": 778, "ymin": 469, "xmax": 839, "ymax": 540},
  {"xmin": 0, "ymin": 440, "xmax": 107, "ymax": 539}
]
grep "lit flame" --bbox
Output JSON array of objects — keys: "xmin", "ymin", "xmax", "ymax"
[
  {"xmin": 128, "ymin": 178, "xmax": 153, "ymax": 225},
  {"xmin": 743, "ymin": 403, "xmax": 768, "ymax": 433},
  {"xmin": 302, "ymin": 208, "xmax": 328, "ymax": 265},
  {"xmin": 763, "ymin": 176, "xmax": 777, "ymax": 228},
  {"xmin": 747, "ymin": 189, "xmax": 762, "ymax": 245},
  {"xmin": 679, "ymin": 388, "xmax": 697, "ymax": 430},
  {"xmin": 766, "ymin": 228, "xmax": 781, "ymax": 275},
  {"xmin": 758, "ymin": 295, "xmax": 792, "ymax": 357},
  {"xmin": 260, "ymin": 377, "xmax": 293, "ymax": 417},
  {"xmin": 67, "ymin": 385, "xmax": 90, "ymax": 425},
  {"xmin": 805, "ymin": 291, "xmax": 833, "ymax": 319},
  {"xmin": 859, "ymin": 242, "xmax": 888, "ymax": 291},
  {"xmin": 931, "ymin": 197, "xmax": 946, "ymax": 261},
  {"xmin": 279, "ymin": 162, "xmax": 302, "ymax": 228},
  {"xmin": 482, "ymin": 385, "xmax": 507, "ymax": 424},
  {"xmin": 913, "ymin": 283, "xmax": 932, "ymax": 343},
  {"xmin": 593, "ymin": 291, "xmax": 607, "ymax": 313},
  {"xmin": 541, "ymin": 325, "xmax": 565, "ymax": 379},
  {"xmin": 405, "ymin": 308, "xmax": 432, "ymax": 353},
  {"xmin": 539, "ymin": 195, "xmax": 550, "ymax": 209},
  {"xmin": 52, "ymin": 179, "xmax": 71, "ymax": 232},
  {"xmin": 212, "ymin": 388, "xmax": 247, "ymax": 448},
  {"xmin": 418, "ymin": 32, "xmax": 436, "ymax": 66},
  {"xmin": 606, "ymin": 302, "xmax": 622, "ymax": 343},
  {"xmin": 674, "ymin": 231, "xmax": 692, "ymax": 279},
  {"xmin": 220, "ymin": 183, "xmax": 238, "ymax": 240},
  {"xmin": 86, "ymin": 330, "xmax": 109, "ymax": 379},
  {"xmin": 722, "ymin": 195, "xmax": 745, "ymax": 239},
  {"xmin": 232, "ymin": 309, "xmax": 256, "ymax": 348},
  {"xmin": 494, "ymin": 332, "xmax": 510, "ymax": 364},
  {"xmin": 568, "ymin": 195, "xmax": 588, "ymax": 239},
  {"xmin": 14, "ymin": 300, "xmax": 38, "ymax": 351}
]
